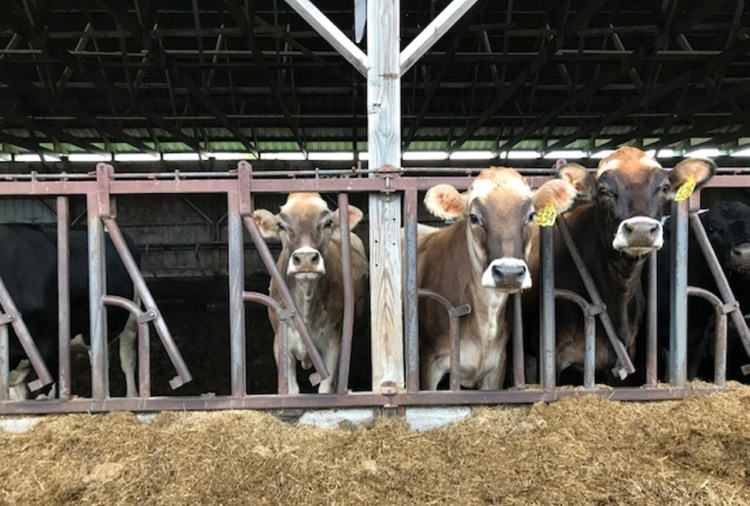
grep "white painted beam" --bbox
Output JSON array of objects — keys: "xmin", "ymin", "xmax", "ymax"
[
  {"xmin": 284, "ymin": 0, "xmax": 369, "ymax": 76},
  {"xmin": 400, "ymin": 0, "xmax": 479, "ymax": 74}
]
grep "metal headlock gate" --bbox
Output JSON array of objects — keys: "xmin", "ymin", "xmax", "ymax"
[{"xmin": 0, "ymin": 161, "xmax": 748, "ymax": 414}]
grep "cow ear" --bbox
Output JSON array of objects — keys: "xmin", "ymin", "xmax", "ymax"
[
  {"xmin": 252, "ymin": 209, "xmax": 279, "ymax": 239},
  {"xmin": 669, "ymin": 158, "xmax": 716, "ymax": 192},
  {"xmin": 533, "ymin": 179, "xmax": 578, "ymax": 214},
  {"xmin": 333, "ymin": 206, "xmax": 364, "ymax": 230},
  {"xmin": 424, "ymin": 184, "xmax": 467, "ymax": 220},
  {"xmin": 556, "ymin": 161, "xmax": 595, "ymax": 201}
]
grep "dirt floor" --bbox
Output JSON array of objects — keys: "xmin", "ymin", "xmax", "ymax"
[{"xmin": 1, "ymin": 384, "xmax": 749, "ymax": 505}]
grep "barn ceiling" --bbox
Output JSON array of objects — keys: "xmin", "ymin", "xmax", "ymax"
[{"xmin": 0, "ymin": 1, "xmax": 749, "ymax": 169}]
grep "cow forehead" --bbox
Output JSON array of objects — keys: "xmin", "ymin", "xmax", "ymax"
[
  {"xmin": 597, "ymin": 148, "xmax": 662, "ymax": 178},
  {"xmin": 281, "ymin": 192, "xmax": 329, "ymax": 215},
  {"xmin": 469, "ymin": 167, "xmax": 532, "ymax": 200}
]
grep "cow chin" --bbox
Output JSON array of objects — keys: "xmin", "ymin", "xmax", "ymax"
[{"xmin": 481, "ymin": 258, "xmax": 532, "ymax": 292}]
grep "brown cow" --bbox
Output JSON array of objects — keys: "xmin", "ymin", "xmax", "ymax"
[
  {"xmin": 253, "ymin": 193, "xmax": 369, "ymax": 394},
  {"xmin": 526, "ymin": 147, "xmax": 716, "ymax": 381},
  {"xmin": 418, "ymin": 168, "xmax": 577, "ymax": 390}
]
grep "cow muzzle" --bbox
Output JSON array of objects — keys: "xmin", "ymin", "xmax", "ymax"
[
  {"xmin": 612, "ymin": 217, "xmax": 663, "ymax": 256},
  {"xmin": 481, "ymin": 258, "xmax": 531, "ymax": 291},
  {"xmin": 729, "ymin": 242, "xmax": 750, "ymax": 273},
  {"xmin": 287, "ymin": 246, "xmax": 326, "ymax": 277}
]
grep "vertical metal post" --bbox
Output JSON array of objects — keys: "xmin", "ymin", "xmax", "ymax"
[
  {"xmin": 336, "ymin": 193, "xmax": 355, "ymax": 394},
  {"xmin": 512, "ymin": 292, "xmax": 525, "ymax": 388},
  {"xmin": 403, "ymin": 188, "xmax": 420, "ymax": 392},
  {"xmin": 646, "ymin": 251, "xmax": 658, "ymax": 386},
  {"xmin": 227, "ymin": 192, "xmax": 247, "ymax": 398},
  {"xmin": 669, "ymin": 199, "xmax": 689, "ymax": 388},
  {"xmin": 0, "ymin": 324, "xmax": 7, "ymax": 400},
  {"xmin": 368, "ymin": 0, "xmax": 405, "ymax": 393},
  {"xmin": 138, "ymin": 322, "xmax": 151, "ymax": 398},
  {"xmin": 539, "ymin": 225, "xmax": 556, "ymax": 390},
  {"xmin": 57, "ymin": 196, "xmax": 71, "ymax": 400},
  {"xmin": 87, "ymin": 192, "xmax": 108, "ymax": 400}
]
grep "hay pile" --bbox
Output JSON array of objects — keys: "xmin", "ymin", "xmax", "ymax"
[{"xmin": 1, "ymin": 385, "xmax": 749, "ymax": 505}]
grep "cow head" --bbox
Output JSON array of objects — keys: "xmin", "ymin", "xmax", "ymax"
[
  {"xmin": 253, "ymin": 193, "xmax": 363, "ymax": 279},
  {"xmin": 559, "ymin": 147, "xmax": 715, "ymax": 257},
  {"xmin": 703, "ymin": 201, "xmax": 750, "ymax": 277},
  {"xmin": 424, "ymin": 168, "xmax": 577, "ymax": 292}
]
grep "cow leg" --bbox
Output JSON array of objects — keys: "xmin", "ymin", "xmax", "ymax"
[
  {"xmin": 421, "ymin": 354, "xmax": 450, "ymax": 391},
  {"xmin": 317, "ymin": 340, "xmax": 340, "ymax": 394},
  {"xmin": 480, "ymin": 355, "xmax": 506, "ymax": 390},
  {"xmin": 117, "ymin": 311, "xmax": 139, "ymax": 398},
  {"xmin": 274, "ymin": 334, "xmax": 301, "ymax": 395}
]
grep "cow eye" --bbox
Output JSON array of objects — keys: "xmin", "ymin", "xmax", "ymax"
[
  {"xmin": 469, "ymin": 213, "xmax": 480, "ymax": 224},
  {"xmin": 277, "ymin": 222, "xmax": 287, "ymax": 232},
  {"xmin": 598, "ymin": 186, "xmax": 616, "ymax": 198},
  {"xmin": 659, "ymin": 184, "xmax": 671, "ymax": 194},
  {"xmin": 323, "ymin": 218, "xmax": 333, "ymax": 228},
  {"xmin": 528, "ymin": 211, "xmax": 537, "ymax": 222}
]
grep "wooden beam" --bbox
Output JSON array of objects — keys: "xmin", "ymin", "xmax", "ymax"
[
  {"xmin": 367, "ymin": 0, "xmax": 404, "ymax": 392},
  {"xmin": 283, "ymin": 0, "xmax": 369, "ymax": 76},
  {"xmin": 400, "ymin": 0, "xmax": 480, "ymax": 74}
]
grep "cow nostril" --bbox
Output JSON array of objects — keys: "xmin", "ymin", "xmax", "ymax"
[
  {"xmin": 518, "ymin": 264, "xmax": 527, "ymax": 275},
  {"xmin": 649, "ymin": 225, "xmax": 659, "ymax": 234},
  {"xmin": 292, "ymin": 254, "xmax": 301, "ymax": 265},
  {"xmin": 733, "ymin": 248, "xmax": 741, "ymax": 256},
  {"xmin": 311, "ymin": 252, "xmax": 320, "ymax": 263},
  {"xmin": 624, "ymin": 223, "xmax": 634, "ymax": 234}
]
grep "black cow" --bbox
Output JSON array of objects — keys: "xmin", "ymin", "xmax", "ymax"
[
  {"xmin": 653, "ymin": 201, "xmax": 750, "ymax": 381},
  {"xmin": 5, "ymin": 224, "xmax": 140, "ymax": 399}
]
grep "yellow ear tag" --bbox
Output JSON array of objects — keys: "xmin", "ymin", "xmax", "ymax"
[
  {"xmin": 674, "ymin": 174, "xmax": 696, "ymax": 202},
  {"xmin": 535, "ymin": 203, "xmax": 557, "ymax": 227}
]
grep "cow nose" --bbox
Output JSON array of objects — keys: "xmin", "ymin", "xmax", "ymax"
[
  {"xmin": 623, "ymin": 221, "xmax": 660, "ymax": 237},
  {"xmin": 492, "ymin": 263, "xmax": 526, "ymax": 281},
  {"xmin": 292, "ymin": 251, "xmax": 319, "ymax": 265},
  {"xmin": 613, "ymin": 216, "xmax": 664, "ymax": 255}
]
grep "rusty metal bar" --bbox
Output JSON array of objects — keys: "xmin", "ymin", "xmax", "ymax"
[
  {"xmin": 555, "ymin": 289, "xmax": 597, "ymax": 390},
  {"xmin": 103, "ymin": 217, "xmax": 192, "ymax": 390},
  {"xmin": 101, "ymin": 295, "xmax": 153, "ymax": 398},
  {"xmin": 227, "ymin": 191, "xmax": 247, "ymax": 397},
  {"xmin": 0, "ymin": 386, "xmax": 727, "ymax": 414},
  {"xmin": 646, "ymin": 251, "xmax": 658, "ymax": 386},
  {"xmin": 243, "ymin": 291, "xmax": 292, "ymax": 395},
  {"xmin": 539, "ymin": 225, "xmax": 556, "ymax": 390},
  {"xmin": 669, "ymin": 199, "xmax": 689, "ymax": 388},
  {"xmin": 688, "ymin": 212, "xmax": 750, "ymax": 359},
  {"xmin": 512, "ymin": 292, "xmax": 525, "ymax": 389},
  {"xmin": 556, "ymin": 216, "xmax": 635, "ymax": 378},
  {"xmin": 87, "ymin": 191, "xmax": 109, "ymax": 400},
  {"xmin": 418, "ymin": 289, "xmax": 471, "ymax": 391},
  {"xmin": 686, "ymin": 287, "xmax": 727, "ymax": 388},
  {"xmin": 56, "ymin": 196, "xmax": 72, "ymax": 400},
  {"xmin": 0, "ymin": 318, "xmax": 8, "ymax": 400},
  {"xmin": 403, "ymin": 187, "xmax": 420, "ymax": 393},
  {"xmin": 336, "ymin": 193, "xmax": 356, "ymax": 394}
]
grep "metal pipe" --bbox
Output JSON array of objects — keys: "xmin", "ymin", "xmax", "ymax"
[
  {"xmin": 227, "ymin": 192, "xmax": 247, "ymax": 398},
  {"xmin": 102, "ymin": 218, "xmax": 192, "ymax": 389},
  {"xmin": 403, "ymin": 188, "xmax": 420, "ymax": 393},
  {"xmin": 555, "ymin": 289, "xmax": 597, "ymax": 390},
  {"xmin": 87, "ymin": 193, "xmax": 109, "ymax": 400},
  {"xmin": 539, "ymin": 225, "xmax": 556, "ymax": 390},
  {"xmin": 336, "ymin": 193, "xmax": 355, "ymax": 395},
  {"xmin": 56, "ymin": 196, "xmax": 71, "ymax": 400},
  {"xmin": 0, "ymin": 321, "xmax": 8, "ymax": 400},
  {"xmin": 646, "ymin": 251, "xmax": 658, "ymax": 386},
  {"xmin": 512, "ymin": 292, "xmax": 525, "ymax": 388},
  {"xmin": 689, "ymin": 212, "xmax": 750, "ymax": 358},
  {"xmin": 242, "ymin": 214, "xmax": 329, "ymax": 385},
  {"xmin": 243, "ymin": 291, "xmax": 291, "ymax": 395},
  {"xmin": 669, "ymin": 199, "xmax": 689, "ymax": 388},
  {"xmin": 686, "ymin": 287, "xmax": 727, "ymax": 388},
  {"xmin": 0, "ymin": 276, "xmax": 52, "ymax": 391},
  {"xmin": 418, "ymin": 289, "xmax": 471, "ymax": 391},
  {"xmin": 101, "ymin": 295, "xmax": 152, "ymax": 398},
  {"xmin": 555, "ymin": 216, "xmax": 635, "ymax": 377}
]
